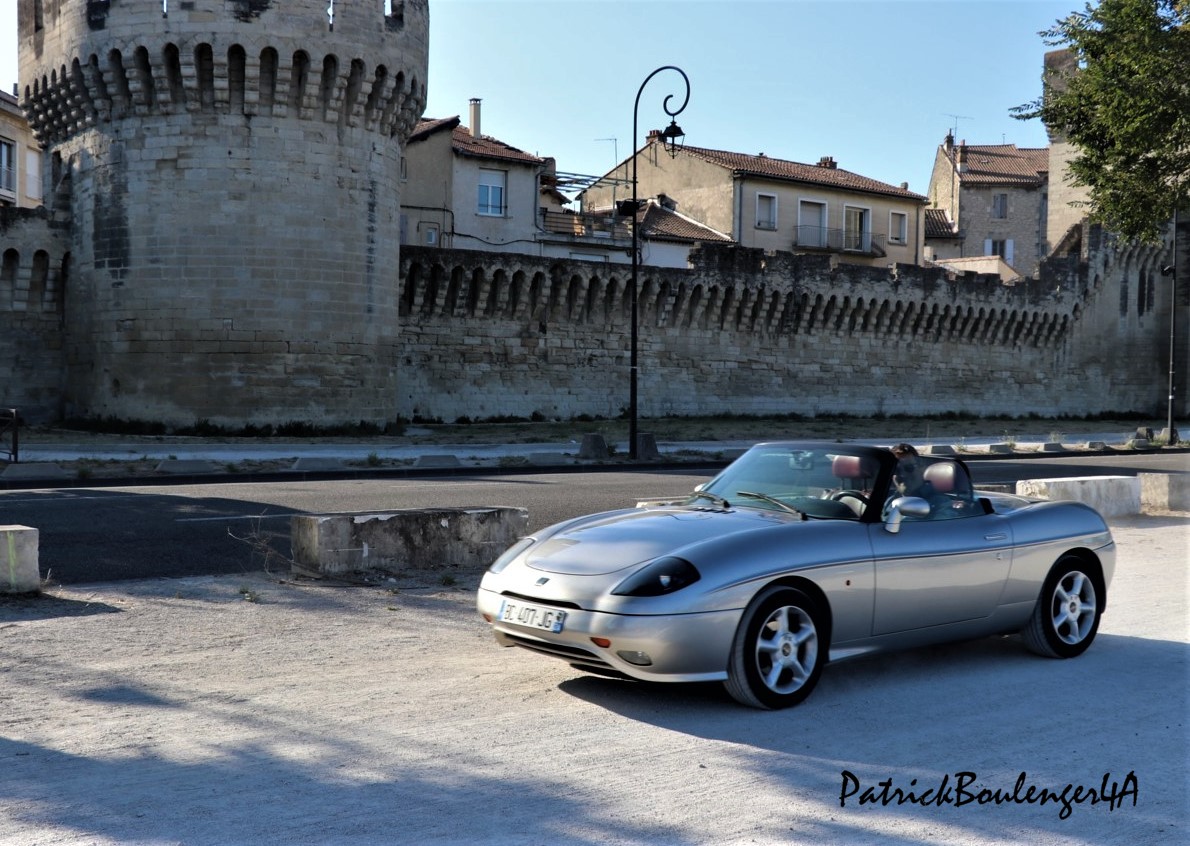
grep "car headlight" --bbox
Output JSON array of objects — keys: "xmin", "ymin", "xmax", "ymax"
[
  {"xmin": 487, "ymin": 537, "xmax": 535, "ymax": 574},
  {"xmin": 611, "ymin": 556, "xmax": 701, "ymax": 596}
]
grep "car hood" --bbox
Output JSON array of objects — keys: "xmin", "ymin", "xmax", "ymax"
[{"xmin": 524, "ymin": 506, "xmax": 795, "ymax": 576}]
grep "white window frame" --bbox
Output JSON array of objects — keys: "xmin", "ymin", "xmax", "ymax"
[
  {"xmin": 796, "ymin": 197, "xmax": 828, "ymax": 248},
  {"xmin": 888, "ymin": 210, "xmax": 908, "ymax": 245},
  {"xmin": 0, "ymin": 137, "xmax": 15, "ymax": 195},
  {"xmin": 24, "ymin": 149, "xmax": 41, "ymax": 201},
  {"xmin": 843, "ymin": 204, "xmax": 872, "ymax": 252},
  {"xmin": 756, "ymin": 192, "xmax": 778, "ymax": 230},
  {"xmin": 422, "ymin": 223, "xmax": 439, "ymax": 246},
  {"xmin": 477, "ymin": 168, "xmax": 506, "ymax": 217}
]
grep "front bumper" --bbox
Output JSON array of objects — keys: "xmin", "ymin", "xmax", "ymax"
[{"xmin": 476, "ymin": 587, "xmax": 739, "ymax": 683}]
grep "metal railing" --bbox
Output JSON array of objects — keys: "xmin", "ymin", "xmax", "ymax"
[
  {"xmin": 539, "ymin": 209, "xmax": 631, "ymax": 240},
  {"xmin": 793, "ymin": 225, "xmax": 887, "ymax": 256}
]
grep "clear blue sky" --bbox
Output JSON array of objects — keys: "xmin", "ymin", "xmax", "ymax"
[{"xmin": 1, "ymin": 0, "xmax": 1076, "ymax": 194}]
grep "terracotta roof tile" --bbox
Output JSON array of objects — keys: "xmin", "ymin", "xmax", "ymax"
[
  {"xmin": 451, "ymin": 124, "xmax": 543, "ymax": 166},
  {"xmin": 409, "ymin": 115, "xmax": 460, "ymax": 143},
  {"xmin": 949, "ymin": 143, "xmax": 1048, "ymax": 186},
  {"xmin": 924, "ymin": 208, "xmax": 958, "ymax": 239},
  {"xmin": 409, "ymin": 116, "xmax": 544, "ymax": 166},
  {"xmin": 679, "ymin": 144, "xmax": 926, "ymax": 201},
  {"xmin": 639, "ymin": 202, "xmax": 733, "ymax": 243}
]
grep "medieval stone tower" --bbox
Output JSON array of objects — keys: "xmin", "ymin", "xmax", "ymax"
[{"xmin": 16, "ymin": 0, "xmax": 428, "ymax": 427}]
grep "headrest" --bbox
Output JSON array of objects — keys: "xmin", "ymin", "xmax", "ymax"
[
  {"xmin": 923, "ymin": 462, "xmax": 958, "ymax": 493},
  {"xmin": 832, "ymin": 454, "xmax": 867, "ymax": 479}
]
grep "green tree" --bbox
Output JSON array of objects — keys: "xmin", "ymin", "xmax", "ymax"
[{"xmin": 1012, "ymin": 0, "xmax": 1190, "ymax": 242}]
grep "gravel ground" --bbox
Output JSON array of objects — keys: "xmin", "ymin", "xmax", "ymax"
[{"xmin": 0, "ymin": 513, "xmax": 1186, "ymax": 846}]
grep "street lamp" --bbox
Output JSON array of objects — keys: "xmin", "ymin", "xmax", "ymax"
[
  {"xmin": 1160, "ymin": 206, "xmax": 1180, "ymax": 443},
  {"xmin": 627, "ymin": 65, "xmax": 690, "ymax": 459}
]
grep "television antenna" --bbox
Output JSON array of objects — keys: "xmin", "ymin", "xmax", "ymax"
[{"xmin": 944, "ymin": 113, "xmax": 973, "ymax": 138}]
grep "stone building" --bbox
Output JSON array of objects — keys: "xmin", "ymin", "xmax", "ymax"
[
  {"xmin": 925, "ymin": 134, "xmax": 1049, "ymax": 278},
  {"xmin": 402, "ymin": 100, "xmax": 728, "ymax": 268},
  {"xmin": 582, "ymin": 135, "xmax": 928, "ymax": 269},
  {"xmin": 0, "ymin": 88, "xmax": 43, "ymax": 210}
]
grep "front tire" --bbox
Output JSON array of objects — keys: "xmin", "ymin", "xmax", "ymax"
[
  {"xmin": 1022, "ymin": 556, "xmax": 1103, "ymax": 658},
  {"xmin": 725, "ymin": 586, "xmax": 825, "ymax": 709}
]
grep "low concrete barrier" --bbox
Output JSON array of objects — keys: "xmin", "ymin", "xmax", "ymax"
[
  {"xmin": 291, "ymin": 507, "xmax": 528, "ymax": 577},
  {"xmin": 1016, "ymin": 475, "xmax": 1141, "ymax": 517},
  {"xmin": 2, "ymin": 525, "xmax": 40, "ymax": 594},
  {"xmin": 1140, "ymin": 473, "xmax": 1190, "ymax": 511}
]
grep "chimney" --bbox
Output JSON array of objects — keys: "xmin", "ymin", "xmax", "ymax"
[
  {"xmin": 646, "ymin": 129, "xmax": 662, "ymax": 144},
  {"xmin": 816, "ymin": 156, "xmax": 837, "ymax": 169},
  {"xmin": 956, "ymin": 141, "xmax": 968, "ymax": 172},
  {"xmin": 469, "ymin": 98, "xmax": 482, "ymax": 138},
  {"xmin": 944, "ymin": 131, "xmax": 954, "ymax": 151}
]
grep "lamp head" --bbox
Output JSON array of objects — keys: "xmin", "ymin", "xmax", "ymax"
[{"xmin": 660, "ymin": 119, "xmax": 685, "ymax": 158}]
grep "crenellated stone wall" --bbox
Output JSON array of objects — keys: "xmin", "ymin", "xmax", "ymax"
[{"xmin": 397, "ymin": 228, "xmax": 1187, "ymax": 423}]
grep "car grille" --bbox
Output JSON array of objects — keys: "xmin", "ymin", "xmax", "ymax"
[
  {"xmin": 500, "ymin": 591, "xmax": 582, "ymax": 610},
  {"xmin": 502, "ymin": 632, "xmax": 610, "ymax": 668}
]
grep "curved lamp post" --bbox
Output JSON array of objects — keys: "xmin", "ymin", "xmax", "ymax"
[
  {"xmin": 626, "ymin": 65, "xmax": 690, "ymax": 459},
  {"xmin": 1161, "ymin": 207, "xmax": 1180, "ymax": 443}
]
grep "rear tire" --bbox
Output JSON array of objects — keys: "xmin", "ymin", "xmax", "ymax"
[
  {"xmin": 725, "ymin": 586, "xmax": 825, "ymax": 709},
  {"xmin": 1022, "ymin": 555, "xmax": 1103, "ymax": 658}
]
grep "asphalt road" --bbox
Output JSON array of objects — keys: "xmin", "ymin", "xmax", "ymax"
[{"xmin": 0, "ymin": 454, "xmax": 1185, "ymax": 584}]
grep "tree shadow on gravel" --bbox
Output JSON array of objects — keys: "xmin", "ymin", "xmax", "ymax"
[{"xmin": 0, "ymin": 591, "xmax": 122, "ymax": 623}]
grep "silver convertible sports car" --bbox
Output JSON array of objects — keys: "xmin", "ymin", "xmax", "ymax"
[{"xmin": 476, "ymin": 442, "xmax": 1115, "ymax": 709}]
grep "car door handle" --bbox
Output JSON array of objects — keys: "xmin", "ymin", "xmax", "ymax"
[{"xmin": 984, "ymin": 533, "xmax": 1008, "ymax": 541}]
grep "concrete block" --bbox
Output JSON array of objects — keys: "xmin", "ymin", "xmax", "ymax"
[
  {"xmin": 924, "ymin": 445, "xmax": 955, "ymax": 455},
  {"xmin": 1, "ymin": 525, "xmax": 40, "ymax": 594},
  {"xmin": 291, "ymin": 507, "xmax": 529, "ymax": 577},
  {"xmin": 1040, "ymin": 442, "xmax": 1065, "ymax": 452},
  {"xmin": 414, "ymin": 454, "xmax": 461, "ymax": 468},
  {"xmin": 988, "ymin": 443, "xmax": 1014, "ymax": 454},
  {"xmin": 1015, "ymin": 476, "xmax": 1140, "ymax": 517},
  {"xmin": 1139, "ymin": 473, "xmax": 1190, "ymax": 511},
  {"xmin": 635, "ymin": 433, "xmax": 660, "ymax": 460},
  {"xmin": 578, "ymin": 433, "xmax": 608, "ymax": 460},
  {"xmin": 0, "ymin": 463, "xmax": 72, "ymax": 480},
  {"xmin": 290, "ymin": 458, "xmax": 349, "ymax": 472},
  {"xmin": 155, "ymin": 460, "xmax": 220, "ymax": 474}
]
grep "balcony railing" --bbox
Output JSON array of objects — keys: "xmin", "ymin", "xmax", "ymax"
[
  {"xmin": 793, "ymin": 225, "xmax": 886, "ymax": 257},
  {"xmin": 539, "ymin": 209, "xmax": 631, "ymax": 240}
]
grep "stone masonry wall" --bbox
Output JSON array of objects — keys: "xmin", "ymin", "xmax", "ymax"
[
  {"xmin": 13, "ymin": 0, "xmax": 428, "ymax": 427},
  {"xmin": 0, "ymin": 203, "xmax": 71, "ymax": 420},
  {"xmin": 398, "ymin": 234, "xmax": 1187, "ymax": 423}
]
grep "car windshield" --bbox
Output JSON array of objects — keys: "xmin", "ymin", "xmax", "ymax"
[{"xmin": 695, "ymin": 444, "xmax": 886, "ymax": 520}]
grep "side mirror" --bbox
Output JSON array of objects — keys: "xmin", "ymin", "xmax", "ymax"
[{"xmin": 884, "ymin": 496, "xmax": 931, "ymax": 533}]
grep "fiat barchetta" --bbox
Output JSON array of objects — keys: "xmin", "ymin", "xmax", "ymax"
[{"xmin": 477, "ymin": 442, "xmax": 1115, "ymax": 709}]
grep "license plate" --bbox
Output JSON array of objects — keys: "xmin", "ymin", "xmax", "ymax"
[{"xmin": 498, "ymin": 599, "xmax": 567, "ymax": 633}]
